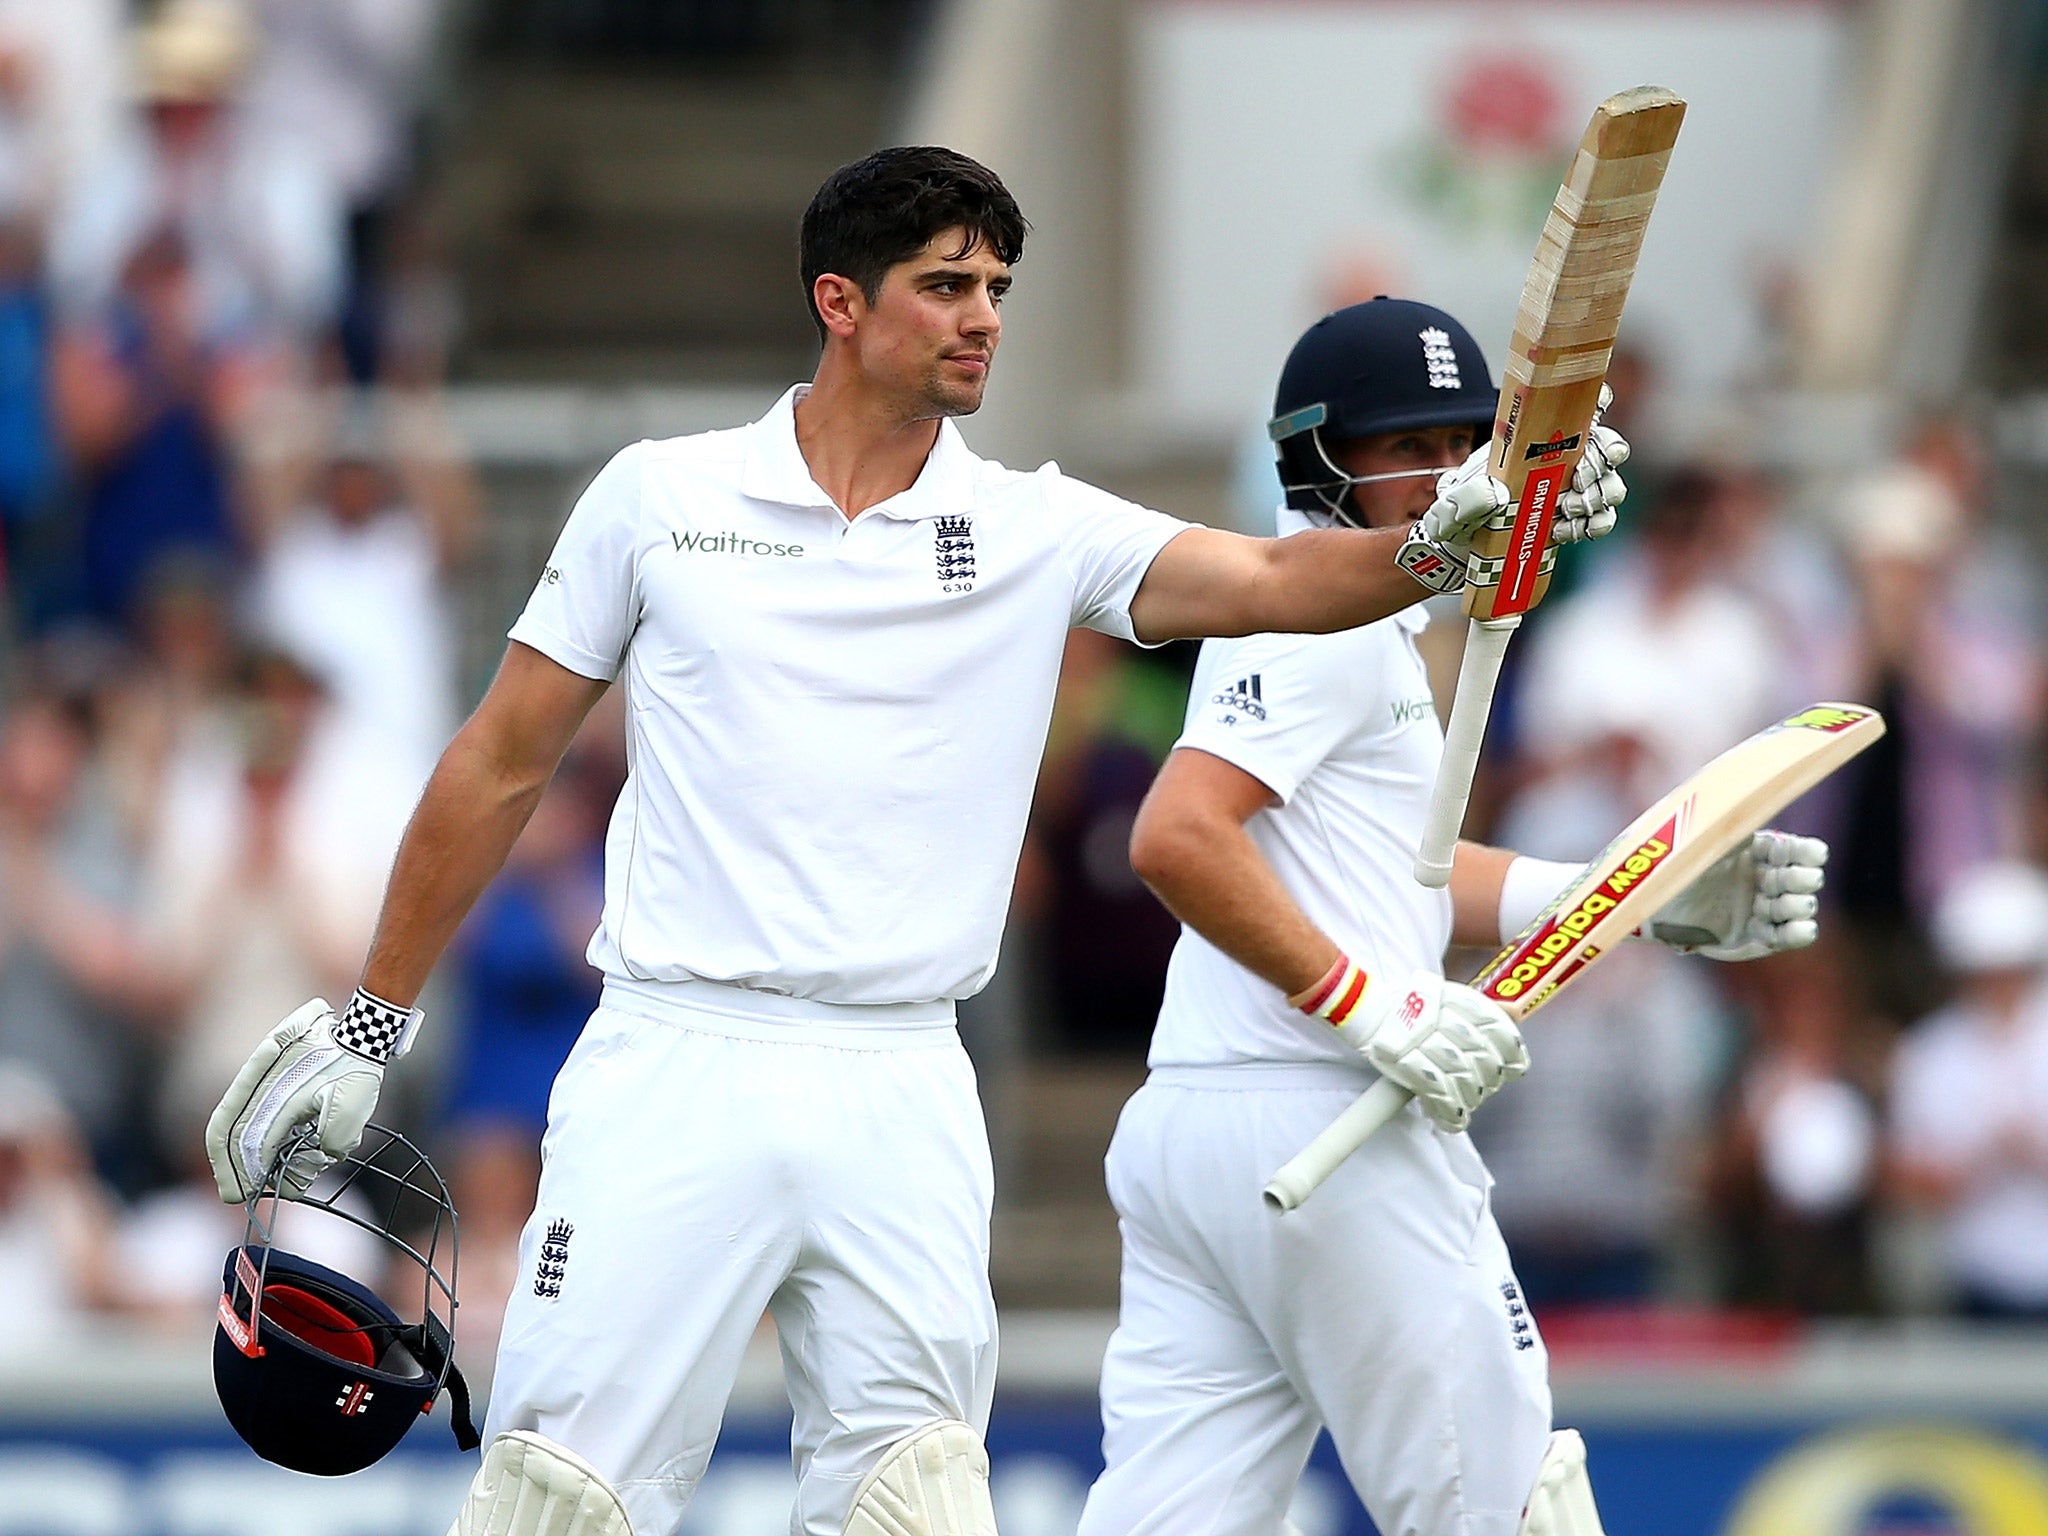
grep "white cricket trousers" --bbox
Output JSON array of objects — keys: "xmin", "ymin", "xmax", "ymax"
[
  {"xmin": 484, "ymin": 979, "xmax": 998, "ymax": 1536},
  {"xmin": 1078, "ymin": 1067, "xmax": 1552, "ymax": 1536}
]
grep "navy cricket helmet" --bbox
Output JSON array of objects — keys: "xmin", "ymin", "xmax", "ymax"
[
  {"xmin": 214, "ymin": 1124, "xmax": 480, "ymax": 1476},
  {"xmin": 1269, "ymin": 297, "xmax": 1496, "ymax": 524}
]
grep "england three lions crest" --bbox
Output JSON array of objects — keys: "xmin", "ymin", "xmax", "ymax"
[{"xmin": 934, "ymin": 515, "xmax": 976, "ymax": 594}]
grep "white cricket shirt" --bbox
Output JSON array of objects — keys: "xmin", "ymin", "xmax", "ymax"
[
  {"xmin": 1149, "ymin": 507, "xmax": 1453, "ymax": 1069},
  {"xmin": 509, "ymin": 386, "xmax": 1190, "ymax": 1006}
]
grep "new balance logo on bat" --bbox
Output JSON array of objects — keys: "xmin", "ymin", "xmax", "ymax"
[{"xmin": 1212, "ymin": 675, "xmax": 1266, "ymax": 723}]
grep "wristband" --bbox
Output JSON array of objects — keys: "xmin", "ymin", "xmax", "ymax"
[
  {"xmin": 1289, "ymin": 954, "xmax": 1370, "ymax": 1029},
  {"xmin": 334, "ymin": 987, "xmax": 425, "ymax": 1064},
  {"xmin": 1498, "ymin": 856, "xmax": 1584, "ymax": 944},
  {"xmin": 1394, "ymin": 526, "xmax": 1467, "ymax": 594}
]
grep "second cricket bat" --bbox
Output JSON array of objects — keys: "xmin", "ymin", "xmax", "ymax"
[
  {"xmin": 1412, "ymin": 85, "xmax": 1687, "ymax": 888},
  {"xmin": 1267, "ymin": 702, "xmax": 1886, "ymax": 1211}
]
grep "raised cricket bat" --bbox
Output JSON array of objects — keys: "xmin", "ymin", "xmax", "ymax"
[
  {"xmin": 1266, "ymin": 702, "xmax": 1886, "ymax": 1212},
  {"xmin": 1412, "ymin": 86, "xmax": 1687, "ymax": 888}
]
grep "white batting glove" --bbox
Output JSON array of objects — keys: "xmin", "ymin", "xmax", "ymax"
[
  {"xmin": 203, "ymin": 990, "xmax": 422, "ymax": 1203},
  {"xmin": 1550, "ymin": 385, "xmax": 1629, "ymax": 544},
  {"xmin": 1294, "ymin": 957, "xmax": 1529, "ymax": 1132},
  {"xmin": 1647, "ymin": 830, "xmax": 1828, "ymax": 962},
  {"xmin": 1395, "ymin": 393, "xmax": 1630, "ymax": 593},
  {"xmin": 1396, "ymin": 447, "xmax": 1508, "ymax": 594}
]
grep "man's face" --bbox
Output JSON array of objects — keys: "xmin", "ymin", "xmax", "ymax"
[
  {"xmin": 845, "ymin": 229, "xmax": 1010, "ymax": 418},
  {"xmin": 1327, "ymin": 423, "xmax": 1483, "ymax": 529}
]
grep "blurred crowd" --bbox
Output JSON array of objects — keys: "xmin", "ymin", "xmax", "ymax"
[
  {"xmin": 1464, "ymin": 385, "xmax": 2048, "ymax": 1324},
  {"xmin": 3, "ymin": 0, "xmax": 2048, "ymax": 1382},
  {"xmin": 0, "ymin": 0, "xmax": 549, "ymax": 1359}
]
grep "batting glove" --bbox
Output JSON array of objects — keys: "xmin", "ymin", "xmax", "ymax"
[
  {"xmin": 1551, "ymin": 386, "xmax": 1629, "ymax": 543},
  {"xmin": 204, "ymin": 990, "xmax": 422, "ymax": 1203},
  {"xmin": 1294, "ymin": 958, "xmax": 1529, "ymax": 1132},
  {"xmin": 1396, "ymin": 448, "xmax": 1507, "ymax": 594},
  {"xmin": 1395, "ymin": 388, "xmax": 1631, "ymax": 593},
  {"xmin": 1647, "ymin": 829, "xmax": 1828, "ymax": 962}
]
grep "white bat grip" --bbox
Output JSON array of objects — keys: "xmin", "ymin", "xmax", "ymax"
[
  {"xmin": 1412, "ymin": 616, "xmax": 1520, "ymax": 888},
  {"xmin": 1262, "ymin": 1078, "xmax": 1412, "ymax": 1211}
]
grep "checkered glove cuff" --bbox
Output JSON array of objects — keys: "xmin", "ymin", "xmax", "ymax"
[
  {"xmin": 1395, "ymin": 526, "xmax": 1468, "ymax": 595},
  {"xmin": 334, "ymin": 988, "xmax": 423, "ymax": 1064}
]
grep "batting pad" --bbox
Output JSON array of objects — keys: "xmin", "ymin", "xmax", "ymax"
[
  {"xmin": 844, "ymin": 1419, "xmax": 998, "ymax": 1536},
  {"xmin": 1517, "ymin": 1429, "xmax": 1606, "ymax": 1536},
  {"xmin": 452, "ymin": 1430, "xmax": 634, "ymax": 1536}
]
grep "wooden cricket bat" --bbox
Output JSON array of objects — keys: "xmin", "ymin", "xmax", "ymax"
[
  {"xmin": 1265, "ymin": 701, "xmax": 1885, "ymax": 1212},
  {"xmin": 1412, "ymin": 86, "xmax": 1687, "ymax": 888}
]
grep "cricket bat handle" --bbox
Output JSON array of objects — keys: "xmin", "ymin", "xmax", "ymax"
[
  {"xmin": 1412, "ymin": 616, "xmax": 1520, "ymax": 888},
  {"xmin": 1262, "ymin": 1077, "xmax": 1412, "ymax": 1211}
]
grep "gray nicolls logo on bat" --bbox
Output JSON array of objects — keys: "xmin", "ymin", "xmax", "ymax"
[{"xmin": 535, "ymin": 1218, "xmax": 573, "ymax": 1298}]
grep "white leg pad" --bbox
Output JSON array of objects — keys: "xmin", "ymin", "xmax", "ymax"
[
  {"xmin": 843, "ymin": 1419, "xmax": 998, "ymax": 1536},
  {"xmin": 1517, "ymin": 1429, "xmax": 1606, "ymax": 1536},
  {"xmin": 451, "ymin": 1430, "xmax": 635, "ymax": 1536}
]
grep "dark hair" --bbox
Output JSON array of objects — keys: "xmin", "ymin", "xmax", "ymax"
[{"xmin": 799, "ymin": 146, "xmax": 1028, "ymax": 341}]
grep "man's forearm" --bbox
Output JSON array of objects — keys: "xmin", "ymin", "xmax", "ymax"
[
  {"xmin": 1135, "ymin": 818, "xmax": 1340, "ymax": 999},
  {"xmin": 1257, "ymin": 526, "xmax": 1432, "ymax": 634},
  {"xmin": 1448, "ymin": 841, "xmax": 1517, "ymax": 948},
  {"xmin": 357, "ymin": 728, "xmax": 555, "ymax": 1006},
  {"xmin": 1131, "ymin": 525, "xmax": 1429, "ymax": 643}
]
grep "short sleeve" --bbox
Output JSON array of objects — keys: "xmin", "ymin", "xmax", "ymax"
[
  {"xmin": 1175, "ymin": 630, "xmax": 1366, "ymax": 804},
  {"xmin": 1042, "ymin": 469, "xmax": 1192, "ymax": 642},
  {"xmin": 508, "ymin": 442, "xmax": 647, "ymax": 682}
]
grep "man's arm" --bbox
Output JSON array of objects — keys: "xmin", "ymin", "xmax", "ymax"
[
  {"xmin": 1131, "ymin": 749, "xmax": 1514, "ymax": 976},
  {"xmin": 1448, "ymin": 842, "xmax": 1516, "ymax": 949},
  {"xmin": 360, "ymin": 642, "xmax": 609, "ymax": 1004},
  {"xmin": 205, "ymin": 640, "xmax": 607, "ymax": 1202},
  {"xmin": 1129, "ymin": 746, "xmax": 1528, "ymax": 1131},
  {"xmin": 1127, "ymin": 525, "xmax": 1427, "ymax": 645},
  {"xmin": 1128, "ymin": 746, "xmax": 1338, "ymax": 996}
]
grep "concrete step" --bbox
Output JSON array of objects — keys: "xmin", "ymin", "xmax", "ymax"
[
  {"xmin": 441, "ymin": 64, "xmax": 894, "ymax": 380},
  {"xmin": 987, "ymin": 1061, "xmax": 1146, "ymax": 1310},
  {"xmin": 992, "ymin": 1203, "xmax": 1123, "ymax": 1311},
  {"xmin": 463, "ymin": 214, "xmax": 816, "ymax": 352},
  {"xmin": 1986, "ymin": 73, "xmax": 2048, "ymax": 388},
  {"xmin": 1005, "ymin": 1061, "xmax": 1147, "ymax": 1207}
]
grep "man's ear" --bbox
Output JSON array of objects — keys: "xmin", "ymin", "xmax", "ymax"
[{"xmin": 812, "ymin": 273, "xmax": 865, "ymax": 341}]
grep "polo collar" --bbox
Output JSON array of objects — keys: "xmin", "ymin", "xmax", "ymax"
[
  {"xmin": 741, "ymin": 385, "xmax": 980, "ymax": 522},
  {"xmin": 1276, "ymin": 506, "xmax": 1430, "ymax": 635}
]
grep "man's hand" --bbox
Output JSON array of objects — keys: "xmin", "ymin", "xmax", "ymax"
[
  {"xmin": 204, "ymin": 991, "xmax": 421, "ymax": 1202},
  {"xmin": 1396, "ymin": 390, "xmax": 1631, "ymax": 594},
  {"xmin": 1554, "ymin": 418, "xmax": 1629, "ymax": 542},
  {"xmin": 1647, "ymin": 829, "xmax": 1827, "ymax": 962},
  {"xmin": 1335, "ymin": 969, "xmax": 1529, "ymax": 1133}
]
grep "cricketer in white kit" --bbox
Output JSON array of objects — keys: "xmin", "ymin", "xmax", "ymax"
[
  {"xmin": 1077, "ymin": 300, "xmax": 1828, "ymax": 1536},
  {"xmin": 203, "ymin": 156, "xmax": 1632, "ymax": 1536}
]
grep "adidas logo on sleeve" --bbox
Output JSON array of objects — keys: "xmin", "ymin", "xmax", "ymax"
[{"xmin": 1211, "ymin": 674, "xmax": 1266, "ymax": 724}]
